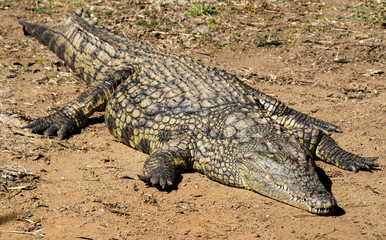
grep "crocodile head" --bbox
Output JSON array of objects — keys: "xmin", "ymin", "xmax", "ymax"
[{"xmin": 239, "ymin": 126, "xmax": 336, "ymax": 215}]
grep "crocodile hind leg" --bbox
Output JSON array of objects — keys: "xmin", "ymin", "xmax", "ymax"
[
  {"xmin": 252, "ymin": 90, "xmax": 342, "ymax": 135},
  {"xmin": 213, "ymin": 69, "xmax": 342, "ymax": 135},
  {"xmin": 287, "ymin": 126, "xmax": 378, "ymax": 172},
  {"xmin": 316, "ymin": 135, "xmax": 378, "ymax": 172},
  {"xmin": 138, "ymin": 138, "xmax": 193, "ymax": 189},
  {"xmin": 249, "ymin": 89, "xmax": 378, "ymax": 171},
  {"xmin": 23, "ymin": 69, "xmax": 132, "ymax": 139}
]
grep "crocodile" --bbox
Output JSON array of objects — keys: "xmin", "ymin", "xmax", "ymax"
[{"xmin": 19, "ymin": 10, "xmax": 378, "ymax": 215}]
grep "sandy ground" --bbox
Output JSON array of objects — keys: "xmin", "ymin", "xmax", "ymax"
[{"xmin": 0, "ymin": 1, "xmax": 384, "ymax": 239}]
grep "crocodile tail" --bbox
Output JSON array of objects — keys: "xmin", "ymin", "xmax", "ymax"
[
  {"xmin": 19, "ymin": 14, "xmax": 85, "ymax": 75},
  {"xmin": 19, "ymin": 9, "xmax": 87, "ymax": 51},
  {"xmin": 19, "ymin": 12, "xmax": 121, "ymax": 85},
  {"xmin": 19, "ymin": 21, "xmax": 52, "ymax": 46}
]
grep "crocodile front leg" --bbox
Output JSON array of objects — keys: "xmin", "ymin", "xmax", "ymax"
[
  {"xmin": 288, "ymin": 125, "xmax": 378, "ymax": 172},
  {"xmin": 138, "ymin": 138, "xmax": 193, "ymax": 189},
  {"xmin": 24, "ymin": 70, "xmax": 132, "ymax": 139},
  {"xmin": 316, "ymin": 135, "xmax": 378, "ymax": 172}
]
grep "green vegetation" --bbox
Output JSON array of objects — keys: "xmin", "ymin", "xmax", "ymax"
[
  {"xmin": 14, "ymin": 41, "xmax": 27, "ymax": 48},
  {"xmin": 72, "ymin": 1, "xmax": 84, "ymax": 7},
  {"xmin": 82, "ymin": 6, "xmax": 91, "ymax": 15},
  {"xmin": 254, "ymin": 35, "xmax": 282, "ymax": 47},
  {"xmin": 34, "ymin": 2, "xmax": 48, "ymax": 13},
  {"xmin": 69, "ymin": 1, "xmax": 91, "ymax": 15},
  {"xmin": 104, "ymin": 10, "xmax": 113, "ymax": 16},
  {"xmin": 334, "ymin": 58, "xmax": 349, "ymax": 64},
  {"xmin": 136, "ymin": 18, "xmax": 157, "ymax": 28},
  {"xmin": 334, "ymin": 52, "xmax": 349, "ymax": 63},
  {"xmin": 339, "ymin": 1, "xmax": 386, "ymax": 23},
  {"xmin": 35, "ymin": 59, "xmax": 46, "ymax": 63},
  {"xmin": 185, "ymin": 4, "xmax": 219, "ymax": 17},
  {"xmin": 125, "ymin": 0, "xmax": 134, "ymax": 9},
  {"xmin": 207, "ymin": 18, "xmax": 218, "ymax": 30},
  {"xmin": 33, "ymin": 0, "xmax": 60, "ymax": 14},
  {"xmin": 136, "ymin": 19, "xmax": 148, "ymax": 27},
  {"xmin": 20, "ymin": 65, "xmax": 29, "ymax": 71},
  {"xmin": 183, "ymin": 29, "xmax": 193, "ymax": 34},
  {"xmin": 135, "ymin": 15, "xmax": 168, "ymax": 28}
]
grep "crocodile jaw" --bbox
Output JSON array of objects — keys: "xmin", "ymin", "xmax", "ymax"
[
  {"xmin": 246, "ymin": 174, "xmax": 336, "ymax": 215},
  {"xmin": 239, "ymin": 135, "xmax": 337, "ymax": 215},
  {"xmin": 240, "ymin": 161, "xmax": 336, "ymax": 215},
  {"xmin": 276, "ymin": 183, "xmax": 336, "ymax": 215}
]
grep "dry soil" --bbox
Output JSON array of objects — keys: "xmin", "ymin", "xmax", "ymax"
[{"xmin": 0, "ymin": 1, "xmax": 385, "ymax": 239}]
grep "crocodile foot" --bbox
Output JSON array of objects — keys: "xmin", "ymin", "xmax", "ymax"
[
  {"xmin": 138, "ymin": 153, "xmax": 176, "ymax": 189},
  {"xmin": 138, "ymin": 168, "xmax": 175, "ymax": 189},
  {"xmin": 343, "ymin": 156, "xmax": 379, "ymax": 172},
  {"xmin": 316, "ymin": 135, "xmax": 379, "ymax": 172},
  {"xmin": 23, "ymin": 111, "xmax": 79, "ymax": 139}
]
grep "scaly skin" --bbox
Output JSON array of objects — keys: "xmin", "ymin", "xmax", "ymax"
[{"xmin": 19, "ymin": 11, "xmax": 378, "ymax": 215}]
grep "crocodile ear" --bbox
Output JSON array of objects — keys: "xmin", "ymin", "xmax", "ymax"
[
  {"xmin": 254, "ymin": 139, "xmax": 279, "ymax": 155},
  {"xmin": 261, "ymin": 140, "xmax": 278, "ymax": 153}
]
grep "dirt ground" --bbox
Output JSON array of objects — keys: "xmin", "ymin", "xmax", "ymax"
[{"xmin": 0, "ymin": 0, "xmax": 384, "ymax": 239}]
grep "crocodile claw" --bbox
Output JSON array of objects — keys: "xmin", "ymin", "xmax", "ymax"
[
  {"xmin": 139, "ymin": 166, "xmax": 175, "ymax": 189},
  {"xmin": 347, "ymin": 157, "xmax": 379, "ymax": 172},
  {"xmin": 23, "ymin": 112, "xmax": 78, "ymax": 139}
]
